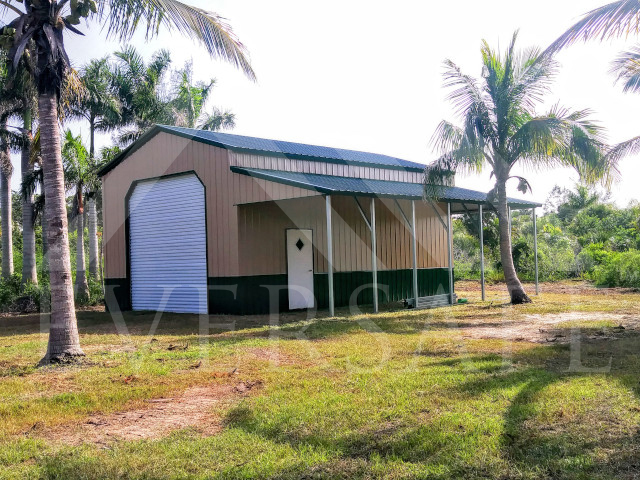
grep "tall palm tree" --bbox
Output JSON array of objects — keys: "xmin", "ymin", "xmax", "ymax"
[
  {"xmin": 72, "ymin": 57, "xmax": 118, "ymax": 279},
  {"xmin": 427, "ymin": 32, "xmax": 615, "ymax": 304},
  {"xmin": 21, "ymin": 159, "xmax": 45, "ymax": 277},
  {"xmin": 62, "ymin": 129, "xmax": 92, "ymax": 301},
  {"xmin": 0, "ymin": 59, "xmax": 29, "ymax": 281},
  {"xmin": 11, "ymin": 52, "xmax": 39, "ymax": 286},
  {"xmin": 170, "ymin": 63, "xmax": 235, "ymax": 130},
  {"xmin": 0, "ymin": 115, "xmax": 13, "ymax": 280},
  {"xmin": 0, "ymin": 0, "xmax": 255, "ymax": 363}
]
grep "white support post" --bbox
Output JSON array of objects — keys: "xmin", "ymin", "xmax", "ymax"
[
  {"xmin": 326, "ymin": 195, "xmax": 335, "ymax": 316},
  {"xmin": 533, "ymin": 207, "xmax": 539, "ymax": 295},
  {"xmin": 508, "ymin": 206, "xmax": 512, "ymax": 239},
  {"xmin": 410, "ymin": 201, "xmax": 419, "ymax": 307},
  {"xmin": 447, "ymin": 202, "xmax": 454, "ymax": 305},
  {"xmin": 371, "ymin": 198, "xmax": 379, "ymax": 313},
  {"xmin": 479, "ymin": 204, "xmax": 485, "ymax": 301}
]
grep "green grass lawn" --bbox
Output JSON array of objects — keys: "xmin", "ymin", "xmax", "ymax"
[{"xmin": 1, "ymin": 282, "xmax": 640, "ymax": 479}]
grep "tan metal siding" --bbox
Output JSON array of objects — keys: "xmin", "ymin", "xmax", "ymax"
[
  {"xmin": 237, "ymin": 196, "xmax": 448, "ymax": 276},
  {"xmin": 230, "ymin": 152, "xmax": 424, "ymax": 184}
]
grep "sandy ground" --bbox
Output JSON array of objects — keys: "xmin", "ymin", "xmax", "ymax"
[
  {"xmin": 40, "ymin": 380, "xmax": 262, "ymax": 447},
  {"xmin": 458, "ymin": 312, "xmax": 637, "ymax": 344}
]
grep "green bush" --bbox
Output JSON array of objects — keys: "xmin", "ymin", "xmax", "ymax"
[
  {"xmin": 0, "ymin": 275, "xmax": 51, "ymax": 312},
  {"xmin": 21, "ymin": 283, "xmax": 51, "ymax": 311},
  {"xmin": 576, "ymin": 243, "xmax": 613, "ymax": 276},
  {"xmin": 593, "ymin": 250, "xmax": 640, "ymax": 288},
  {"xmin": 0, "ymin": 274, "xmax": 23, "ymax": 309}
]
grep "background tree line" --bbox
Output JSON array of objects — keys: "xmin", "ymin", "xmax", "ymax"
[
  {"xmin": 454, "ymin": 183, "xmax": 640, "ymax": 288},
  {"xmin": 0, "ymin": 46, "xmax": 236, "ymax": 311}
]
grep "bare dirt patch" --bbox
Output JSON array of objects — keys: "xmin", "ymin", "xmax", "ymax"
[
  {"xmin": 457, "ymin": 280, "xmax": 640, "ymax": 297},
  {"xmin": 40, "ymin": 380, "xmax": 262, "ymax": 446},
  {"xmin": 244, "ymin": 347, "xmax": 298, "ymax": 365},
  {"xmin": 459, "ymin": 312, "xmax": 639, "ymax": 344}
]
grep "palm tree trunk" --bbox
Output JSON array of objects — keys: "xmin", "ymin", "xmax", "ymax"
[
  {"xmin": 38, "ymin": 93, "xmax": 83, "ymax": 362},
  {"xmin": 75, "ymin": 207, "xmax": 89, "ymax": 301},
  {"xmin": 41, "ymin": 209, "xmax": 48, "ymax": 277},
  {"xmin": 497, "ymin": 178, "xmax": 531, "ymax": 304},
  {"xmin": 89, "ymin": 119, "xmax": 95, "ymax": 160},
  {"xmin": 1, "ymin": 128, "xmax": 13, "ymax": 280},
  {"xmin": 87, "ymin": 196, "xmax": 99, "ymax": 279},
  {"xmin": 21, "ymin": 109, "xmax": 37, "ymax": 285}
]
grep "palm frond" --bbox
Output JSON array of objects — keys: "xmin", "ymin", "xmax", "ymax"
[
  {"xmin": 512, "ymin": 107, "xmax": 614, "ymax": 186},
  {"xmin": 430, "ymin": 120, "xmax": 464, "ymax": 154},
  {"xmin": 606, "ymin": 134, "xmax": 640, "ymax": 168},
  {"xmin": 98, "ymin": 0, "xmax": 255, "ymax": 80},
  {"xmin": 442, "ymin": 59, "xmax": 487, "ymax": 117},
  {"xmin": 546, "ymin": 0, "xmax": 640, "ymax": 54},
  {"xmin": 610, "ymin": 44, "xmax": 640, "ymax": 92},
  {"xmin": 20, "ymin": 165, "xmax": 42, "ymax": 199},
  {"xmin": 198, "ymin": 107, "xmax": 235, "ymax": 131}
]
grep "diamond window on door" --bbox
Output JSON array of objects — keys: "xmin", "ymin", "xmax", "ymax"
[{"xmin": 296, "ymin": 238, "xmax": 304, "ymax": 250}]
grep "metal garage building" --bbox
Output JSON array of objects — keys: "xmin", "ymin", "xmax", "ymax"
[{"xmin": 98, "ymin": 125, "xmax": 540, "ymax": 315}]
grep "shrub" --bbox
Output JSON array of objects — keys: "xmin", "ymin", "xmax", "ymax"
[
  {"xmin": 0, "ymin": 274, "xmax": 23, "ymax": 309},
  {"xmin": 20, "ymin": 283, "xmax": 51, "ymax": 312},
  {"xmin": 593, "ymin": 250, "xmax": 640, "ymax": 288},
  {"xmin": 576, "ymin": 243, "xmax": 612, "ymax": 276}
]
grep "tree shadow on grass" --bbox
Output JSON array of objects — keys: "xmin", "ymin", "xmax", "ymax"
[
  {"xmin": 452, "ymin": 333, "xmax": 640, "ymax": 478},
  {"xmin": 216, "ymin": 331, "xmax": 640, "ymax": 479}
]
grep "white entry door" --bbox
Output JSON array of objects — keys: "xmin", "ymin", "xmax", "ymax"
[
  {"xmin": 129, "ymin": 174, "xmax": 207, "ymax": 314},
  {"xmin": 286, "ymin": 229, "xmax": 315, "ymax": 309}
]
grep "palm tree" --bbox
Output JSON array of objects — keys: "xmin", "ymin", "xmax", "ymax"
[
  {"xmin": 0, "ymin": 59, "xmax": 30, "ymax": 281},
  {"xmin": 0, "ymin": 0, "xmax": 254, "ymax": 363},
  {"xmin": 62, "ymin": 129, "xmax": 98, "ymax": 302},
  {"xmin": 11, "ymin": 53, "xmax": 38, "ymax": 286},
  {"xmin": 110, "ymin": 47, "xmax": 174, "ymax": 146},
  {"xmin": 73, "ymin": 57, "xmax": 120, "ymax": 160},
  {"xmin": 72, "ymin": 58, "xmax": 118, "ymax": 279},
  {"xmin": 427, "ymin": 32, "xmax": 615, "ymax": 304},
  {"xmin": 170, "ymin": 63, "xmax": 235, "ymax": 130},
  {"xmin": 0, "ymin": 115, "xmax": 13, "ymax": 280},
  {"xmin": 21, "ymin": 159, "xmax": 46, "ymax": 278}
]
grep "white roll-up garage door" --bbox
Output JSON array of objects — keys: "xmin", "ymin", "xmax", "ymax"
[{"xmin": 129, "ymin": 174, "xmax": 207, "ymax": 314}]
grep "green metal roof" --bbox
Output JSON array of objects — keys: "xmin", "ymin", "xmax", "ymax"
[{"xmin": 230, "ymin": 167, "xmax": 542, "ymax": 209}]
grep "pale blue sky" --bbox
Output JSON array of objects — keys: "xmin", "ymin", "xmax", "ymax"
[{"xmin": 6, "ymin": 0, "xmax": 640, "ymax": 206}]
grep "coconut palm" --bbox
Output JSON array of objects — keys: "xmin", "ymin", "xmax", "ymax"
[
  {"xmin": 170, "ymin": 63, "xmax": 235, "ymax": 130},
  {"xmin": 427, "ymin": 32, "xmax": 615, "ymax": 304},
  {"xmin": 0, "ymin": 0, "xmax": 254, "ymax": 363}
]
